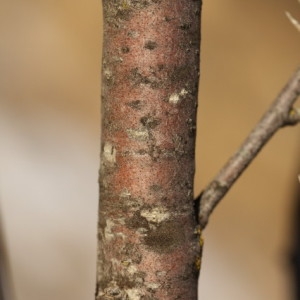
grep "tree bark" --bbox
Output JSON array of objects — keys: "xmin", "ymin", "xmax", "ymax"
[{"xmin": 96, "ymin": 1, "xmax": 202, "ymax": 299}]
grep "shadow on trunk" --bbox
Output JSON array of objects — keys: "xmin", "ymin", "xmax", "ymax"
[
  {"xmin": 0, "ymin": 208, "xmax": 15, "ymax": 300},
  {"xmin": 290, "ymin": 174, "xmax": 300, "ymax": 300}
]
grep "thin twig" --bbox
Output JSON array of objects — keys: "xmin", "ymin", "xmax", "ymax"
[
  {"xmin": 286, "ymin": 11, "xmax": 300, "ymax": 32},
  {"xmin": 197, "ymin": 68, "xmax": 300, "ymax": 230}
]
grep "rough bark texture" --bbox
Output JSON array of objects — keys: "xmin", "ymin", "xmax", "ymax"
[{"xmin": 97, "ymin": 1, "xmax": 202, "ymax": 299}]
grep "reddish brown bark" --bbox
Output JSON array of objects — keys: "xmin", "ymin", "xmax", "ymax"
[{"xmin": 97, "ymin": 1, "xmax": 202, "ymax": 299}]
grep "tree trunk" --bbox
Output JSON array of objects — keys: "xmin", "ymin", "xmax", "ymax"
[{"xmin": 96, "ymin": 1, "xmax": 202, "ymax": 299}]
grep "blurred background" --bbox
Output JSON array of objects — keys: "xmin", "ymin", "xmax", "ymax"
[{"xmin": 0, "ymin": 0, "xmax": 300, "ymax": 299}]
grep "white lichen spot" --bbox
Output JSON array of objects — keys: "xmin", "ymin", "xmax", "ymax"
[
  {"xmin": 104, "ymin": 68, "xmax": 113, "ymax": 80},
  {"xmin": 169, "ymin": 93, "xmax": 180, "ymax": 104},
  {"xmin": 179, "ymin": 88, "xmax": 188, "ymax": 96},
  {"xmin": 111, "ymin": 258, "xmax": 120, "ymax": 268},
  {"xmin": 169, "ymin": 88, "xmax": 188, "ymax": 104},
  {"xmin": 116, "ymin": 217, "xmax": 125, "ymax": 225},
  {"xmin": 116, "ymin": 232, "xmax": 126, "ymax": 239},
  {"xmin": 148, "ymin": 223, "xmax": 157, "ymax": 230},
  {"xmin": 127, "ymin": 128, "xmax": 149, "ymax": 141},
  {"xmin": 187, "ymin": 189, "xmax": 192, "ymax": 197},
  {"xmin": 135, "ymin": 276, "xmax": 144, "ymax": 284},
  {"xmin": 156, "ymin": 271, "xmax": 167, "ymax": 277},
  {"xmin": 120, "ymin": 189, "xmax": 131, "ymax": 198},
  {"xmin": 103, "ymin": 142, "xmax": 116, "ymax": 163},
  {"xmin": 112, "ymin": 55, "xmax": 123, "ymax": 63},
  {"xmin": 104, "ymin": 219, "xmax": 125, "ymax": 241},
  {"xmin": 146, "ymin": 282, "xmax": 161, "ymax": 290},
  {"xmin": 128, "ymin": 30, "xmax": 140, "ymax": 38},
  {"xmin": 125, "ymin": 288, "xmax": 142, "ymax": 300},
  {"xmin": 127, "ymin": 264, "xmax": 138, "ymax": 275},
  {"xmin": 136, "ymin": 227, "xmax": 148, "ymax": 236},
  {"xmin": 104, "ymin": 219, "xmax": 115, "ymax": 241},
  {"xmin": 101, "ymin": 179, "xmax": 108, "ymax": 189},
  {"xmin": 141, "ymin": 207, "xmax": 170, "ymax": 223}
]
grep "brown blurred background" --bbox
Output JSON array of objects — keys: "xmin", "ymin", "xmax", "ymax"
[{"xmin": 0, "ymin": 0, "xmax": 300, "ymax": 299}]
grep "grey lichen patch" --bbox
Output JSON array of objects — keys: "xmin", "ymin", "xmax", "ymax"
[
  {"xmin": 133, "ymin": 272, "xmax": 146, "ymax": 284},
  {"xmin": 121, "ymin": 243, "xmax": 142, "ymax": 264},
  {"xmin": 127, "ymin": 128, "xmax": 149, "ymax": 141},
  {"xmin": 125, "ymin": 288, "xmax": 143, "ymax": 300},
  {"xmin": 104, "ymin": 0, "xmax": 162, "ymax": 28},
  {"xmin": 104, "ymin": 219, "xmax": 116, "ymax": 241},
  {"xmin": 120, "ymin": 188, "xmax": 131, "ymax": 198},
  {"xmin": 146, "ymin": 282, "xmax": 161, "ymax": 292},
  {"xmin": 147, "ymin": 144, "xmax": 162, "ymax": 161},
  {"xmin": 143, "ymin": 220, "xmax": 185, "ymax": 253},
  {"xmin": 136, "ymin": 227, "xmax": 148, "ymax": 236},
  {"xmin": 104, "ymin": 219, "xmax": 126, "ymax": 242},
  {"xmin": 99, "ymin": 278, "xmax": 144, "ymax": 300},
  {"xmin": 114, "ymin": 273, "xmax": 136, "ymax": 290},
  {"xmin": 140, "ymin": 206, "xmax": 170, "ymax": 224},
  {"xmin": 98, "ymin": 280, "xmax": 124, "ymax": 299},
  {"xmin": 126, "ymin": 264, "xmax": 138, "ymax": 275},
  {"xmin": 172, "ymin": 134, "xmax": 186, "ymax": 156},
  {"xmin": 103, "ymin": 0, "xmax": 163, "ymax": 30},
  {"xmin": 127, "ymin": 0, "xmax": 161, "ymax": 9},
  {"xmin": 104, "ymin": 67, "xmax": 113, "ymax": 80},
  {"xmin": 102, "ymin": 2, "xmax": 132, "ymax": 28},
  {"xmin": 103, "ymin": 142, "xmax": 117, "ymax": 164},
  {"xmin": 128, "ymin": 30, "xmax": 140, "ymax": 38},
  {"xmin": 111, "ymin": 55, "xmax": 123, "ymax": 63},
  {"xmin": 144, "ymin": 40, "xmax": 158, "ymax": 50},
  {"xmin": 119, "ymin": 148, "xmax": 151, "ymax": 158},
  {"xmin": 115, "ymin": 1, "xmax": 132, "ymax": 21},
  {"xmin": 123, "ymin": 196, "xmax": 144, "ymax": 212},
  {"xmin": 103, "ymin": 65, "xmax": 114, "ymax": 86},
  {"xmin": 140, "ymin": 115, "xmax": 161, "ymax": 129}
]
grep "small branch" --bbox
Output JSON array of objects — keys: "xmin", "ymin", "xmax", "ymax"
[
  {"xmin": 286, "ymin": 11, "xmax": 300, "ymax": 32},
  {"xmin": 197, "ymin": 68, "xmax": 300, "ymax": 230}
]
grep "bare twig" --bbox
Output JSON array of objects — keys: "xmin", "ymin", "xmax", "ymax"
[
  {"xmin": 286, "ymin": 11, "xmax": 300, "ymax": 32},
  {"xmin": 286, "ymin": 0, "xmax": 300, "ymax": 32},
  {"xmin": 197, "ymin": 68, "xmax": 300, "ymax": 230}
]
